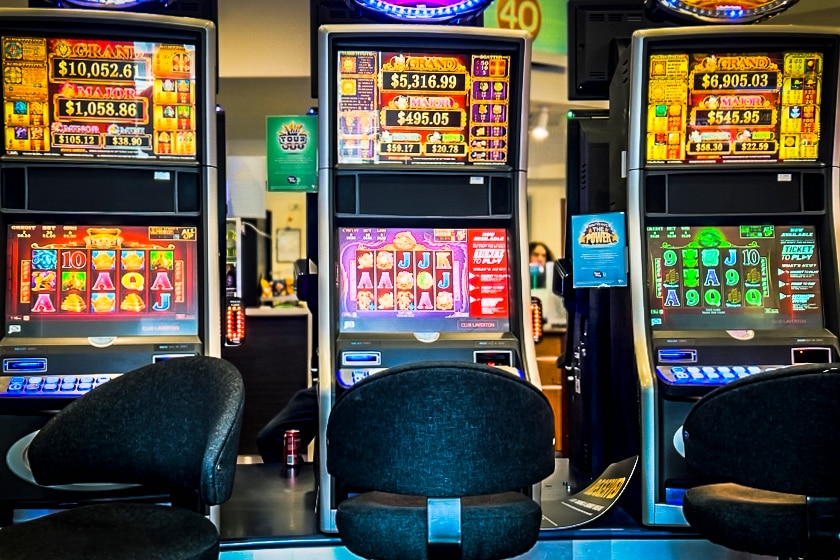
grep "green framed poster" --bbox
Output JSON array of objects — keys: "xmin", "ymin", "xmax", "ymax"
[{"xmin": 266, "ymin": 115, "xmax": 318, "ymax": 192}]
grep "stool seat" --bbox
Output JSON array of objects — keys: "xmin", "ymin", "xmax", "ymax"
[
  {"xmin": 337, "ymin": 491, "xmax": 542, "ymax": 560},
  {"xmin": 681, "ymin": 363, "xmax": 840, "ymax": 559},
  {"xmin": 0, "ymin": 503, "xmax": 219, "ymax": 560},
  {"xmin": 683, "ymin": 483, "xmax": 805, "ymax": 558},
  {"xmin": 326, "ymin": 361, "xmax": 556, "ymax": 560},
  {"xmin": 0, "ymin": 356, "xmax": 244, "ymax": 560}
]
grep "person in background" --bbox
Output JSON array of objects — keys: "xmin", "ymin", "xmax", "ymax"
[
  {"xmin": 529, "ymin": 241, "xmax": 554, "ymax": 266},
  {"xmin": 528, "ymin": 241, "xmax": 555, "ymax": 289}
]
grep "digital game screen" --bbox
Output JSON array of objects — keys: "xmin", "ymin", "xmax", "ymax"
[
  {"xmin": 338, "ymin": 227, "xmax": 511, "ymax": 333},
  {"xmin": 2, "ymin": 35, "xmax": 199, "ymax": 161},
  {"xmin": 645, "ymin": 49, "xmax": 824, "ymax": 164},
  {"xmin": 647, "ymin": 225, "xmax": 822, "ymax": 330},
  {"xmin": 336, "ymin": 49, "xmax": 512, "ymax": 165},
  {"xmin": 5, "ymin": 224, "xmax": 199, "ymax": 338}
]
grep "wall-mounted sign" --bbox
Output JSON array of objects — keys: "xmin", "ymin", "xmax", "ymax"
[
  {"xmin": 346, "ymin": 0, "xmax": 493, "ymax": 23},
  {"xmin": 485, "ymin": 0, "xmax": 566, "ymax": 66},
  {"xmin": 266, "ymin": 115, "xmax": 318, "ymax": 193}
]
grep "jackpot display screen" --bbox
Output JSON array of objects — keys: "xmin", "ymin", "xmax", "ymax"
[
  {"xmin": 645, "ymin": 49, "xmax": 824, "ymax": 164},
  {"xmin": 337, "ymin": 227, "xmax": 511, "ymax": 333},
  {"xmin": 336, "ymin": 49, "xmax": 512, "ymax": 165},
  {"xmin": 647, "ymin": 225, "xmax": 822, "ymax": 330},
  {"xmin": 2, "ymin": 35, "xmax": 198, "ymax": 161},
  {"xmin": 5, "ymin": 224, "xmax": 199, "ymax": 338}
]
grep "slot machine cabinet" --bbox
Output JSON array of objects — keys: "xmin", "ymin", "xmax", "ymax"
[
  {"xmin": 0, "ymin": 9, "xmax": 219, "ymax": 520},
  {"xmin": 316, "ymin": 25, "xmax": 535, "ymax": 533},
  {"xmin": 624, "ymin": 26, "xmax": 840, "ymax": 527}
]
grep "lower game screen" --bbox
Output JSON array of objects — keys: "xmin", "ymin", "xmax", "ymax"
[
  {"xmin": 338, "ymin": 227, "xmax": 511, "ymax": 333},
  {"xmin": 4, "ymin": 224, "xmax": 199, "ymax": 338},
  {"xmin": 647, "ymin": 224, "xmax": 823, "ymax": 330}
]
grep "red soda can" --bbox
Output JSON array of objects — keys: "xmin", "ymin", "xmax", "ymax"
[{"xmin": 283, "ymin": 429, "xmax": 302, "ymax": 467}]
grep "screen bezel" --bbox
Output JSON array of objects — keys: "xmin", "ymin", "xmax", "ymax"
[
  {"xmin": 0, "ymin": 17, "xmax": 207, "ymax": 165},
  {"xmin": 640, "ymin": 34, "xmax": 839, "ymax": 168},
  {"xmin": 327, "ymin": 33, "xmax": 526, "ymax": 171},
  {"xmin": 645, "ymin": 223, "xmax": 825, "ymax": 332},
  {"xmin": 2, "ymin": 221, "xmax": 202, "ymax": 339}
]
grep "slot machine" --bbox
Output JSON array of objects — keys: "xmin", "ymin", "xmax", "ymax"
[
  {"xmin": 625, "ymin": 26, "xmax": 840, "ymax": 526},
  {"xmin": 0, "ymin": 9, "xmax": 219, "ymax": 521},
  {"xmin": 317, "ymin": 25, "xmax": 535, "ymax": 533}
]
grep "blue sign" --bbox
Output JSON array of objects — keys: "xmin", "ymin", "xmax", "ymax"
[{"xmin": 571, "ymin": 213, "xmax": 627, "ymax": 288}]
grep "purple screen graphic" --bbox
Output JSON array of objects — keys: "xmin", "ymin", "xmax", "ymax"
[{"xmin": 337, "ymin": 227, "xmax": 511, "ymax": 334}]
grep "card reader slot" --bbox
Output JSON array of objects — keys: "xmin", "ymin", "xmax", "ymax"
[
  {"xmin": 342, "ymin": 351, "xmax": 382, "ymax": 367},
  {"xmin": 3, "ymin": 358, "xmax": 48, "ymax": 373},
  {"xmin": 657, "ymin": 349, "xmax": 697, "ymax": 363}
]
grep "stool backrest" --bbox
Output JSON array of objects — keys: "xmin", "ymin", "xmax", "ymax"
[
  {"xmin": 683, "ymin": 363, "xmax": 840, "ymax": 497},
  {"xmin": 327, "ymin": 361, "xmax": 556, "ymax": 496},
  {"xmin": 28, "ymin": 356, "xmax": 245, "ymax": 505}
]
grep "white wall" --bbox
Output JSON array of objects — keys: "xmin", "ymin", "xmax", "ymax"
[{"xmin": 218, "ymin": 0, "xmax": 311, "ymax": 79}]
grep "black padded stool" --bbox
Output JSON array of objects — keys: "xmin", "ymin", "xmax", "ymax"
[
  {"xmin": 326, "ymin": 361, "xmax": 556, "ymax": 560},
  {"xmin": 682, "ymin": 363, "xmax": 840, "ymax": 559},
  {"xmin": 0, "ymin": 356, "xmax": 245, "ymax": 560}
]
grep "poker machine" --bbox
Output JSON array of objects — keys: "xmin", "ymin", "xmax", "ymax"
[
  {"xmin": 316, "ymin": 25, "xmax": 534, "ymax": 533},
  {"xmin": 0, "ymin": 9, "xmax": 219, "ymax": 520},
  {"xmin": 624, "ymin": 25, "xmax": 840, "ymax": 526}
]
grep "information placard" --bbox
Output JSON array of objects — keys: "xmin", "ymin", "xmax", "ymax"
[{"xmin": 571, "ymin": 212, "xmax": 627, "ymax": 288}]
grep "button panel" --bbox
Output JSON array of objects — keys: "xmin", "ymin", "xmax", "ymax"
[
  {"xmin": 3, "ymin": 374, "xmax": 118, "ymax": 396},
  {"xmin": 656, "ymin": 365, "xmax": 782, "ymax": 386}
]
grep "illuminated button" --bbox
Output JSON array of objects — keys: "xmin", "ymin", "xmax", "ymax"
[
  {"xmin": 78, "ymin": 383, "xmax": 93, "ymax": 392},
  {"xmin": 690, "ymin": 370, "xmax": 705, "ymax": 380},
  {"xmin": 717, "ymin": 366, "xmax": 731, "ymax": 374},
  {"xmin": 671, "ymin": 367, "xmax": 686, "ymax": 374},
  {"xmin": 687, "ymin": 366, "xmax": 701, "ymax": 374},
  {"xmin": 747, "ymin": 366, "xmax": 762, "ymax": 375},
  {"xmin": 7, "ymin": 382, "xmax": 23, "ymax": 392},
  {"xmin": 28, "ymin": 377, "xmax": 43, "ymax": 385},
  {"xmin": 96, "ymin": 376, "xmax": 111, "ymax": 384},
  {"xmin": 62, "ymin": 376, "xmax": 78, "ymax": 384},
  {"xmin": 79, "ymin": 376, "xmax": 95, "ymax": 384},
  {"xmin": 705, "ymin": 369, "xmax": 721, "ymax": 380},
  {"xmin": 45, "ymin": 376, "xmax": 60, "ymax": 384},
  {"xmin": 60, "ymin": 383, "xmax": 76, "ymax": 392},
  {"xmin": 24, "ymin": 384, "xmax": 41, "ymax": 392},
  {"xmin": 42, "ymin": 383, "xmax": 58, "ymax": 392},
  {"xmin": 655, "ymin": 368, "xmax": 673, "ymax": 382},
  {"xmin": 732, "ymin": 366, "xmax": 747, "ymax": 374},
  {"xmin": 10, "ymin": 376, "xmax": 25, "ymax": 384}
]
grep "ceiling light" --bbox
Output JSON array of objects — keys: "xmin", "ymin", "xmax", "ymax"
[{"xmin": 531, "ymin": 107, "xmax": 549, "ymax": 141}]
